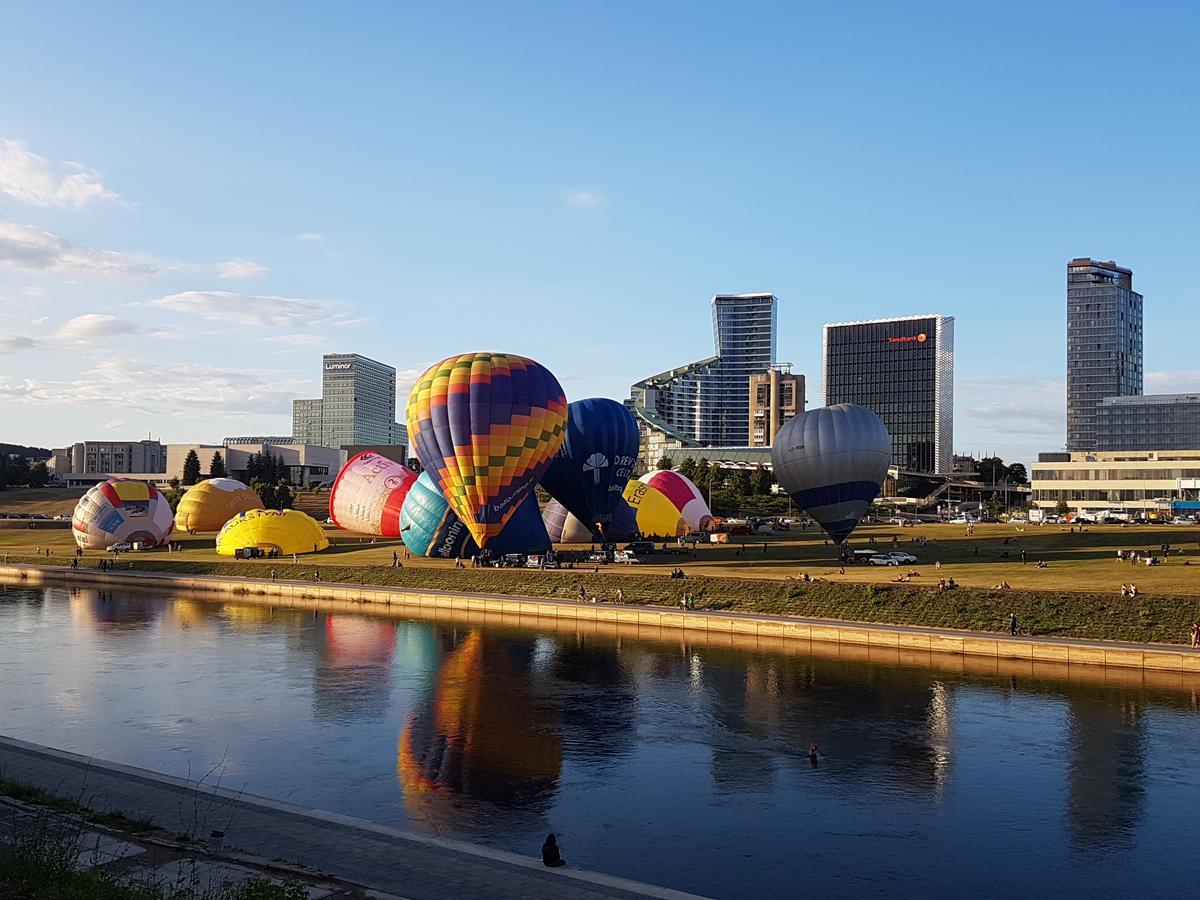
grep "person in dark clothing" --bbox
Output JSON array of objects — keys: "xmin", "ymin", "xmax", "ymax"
[
  {"xmin": 1009, "ymin": 613, "xmax": 1018, "ymax": 636},
  {"xmin": 1021, "ymin": 549, "xmax": 1027, "ymax": 565},
  {"xmin": 541, "ymin": 833, "xmax": 565, "ymax": 867}
]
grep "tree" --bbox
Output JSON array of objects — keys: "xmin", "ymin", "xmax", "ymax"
[
  {"xmin": 978, "ymin": 456, "xmax": 1007, "ymax": 484},
  {"xmin": 245, "ymin": 452, "xmax": 261, "ymax": 482},
  {"xmin": 655, "ymin": 455, "xmax": 674, "ymax": 471},
  {"xmin": 306, "ymin": 480, "xmax": 322, "ymax": 493},
  {"xmin": 209, "ymin": 451, "xmax": 226, "ymax": 478},
  {"xmin": 255, "ymin": 482, "xmax": 278, "ymax": 509},
  {"xmin": 985, "ymin": 494, "xmax": 1004, "ymax": 517},
  {"xmin": 27, "ymin": 461, "xmax": 50, "ymax": 488},
  {"xmin": 182, "ymin": 450, "xmax": 202, "ymax": 486},
  {"xmin": 693, "ymin": 459, "xmax": 710, "ymax": 493},
  {"xmin": 676, "ymin": 457, "xmax": 697, "ymax": 483},
  {"xmin": 276, "ymin": 482, "xmax": 295, "ymax": 510},
  {"xmin": 3, "ymin": 457, "xmax": 29, "ymax": 488},
  {"xmin": 1055, "ymin": 497, "xmax": 1070, "ymax": 516},
  {"xmin": 732, "ymin": 469, "xmax": 753, "ymax": 497},
  {"xmin": 751, "ymin": 465, "xmax": 773, "ymax": 496},
  {"xmin": 1007, "ymin": 462, "xmax": 1028, "ymax": 484},
  {"xmin": 164, "ymin": 477, "xmax": 184, "ymax": 512}
]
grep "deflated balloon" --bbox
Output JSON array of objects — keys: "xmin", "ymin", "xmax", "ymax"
[
  {"xmin": 407, "ymin": 352, "xmax": 567, "ymax": 549},
  {"xmin": 638, "ymin": 470, "xmax": 713, "ymax": 532},
  {"xmin": 771, "ymin": 403, "xmax": 890, "ymax": 543},
  {"xmin": 399, "ymin": 472, "xmax": 479, "ymax": 559},
  {"xmin": 621, "ymin": 480, "xmax": 688, "ymax": 538},
  {"xmin": 540, "ymin": 398, "xmax": 639, "ymax": 535},
  {"xmin": 174, "ymin": 478, "xmax": 263, "ymax": 533},
  {"xmin": 72, "ymin": 479, "xmax": 174, "ymax": 550},
  {"xmin": 215, "ymin": 509, "xmax": 329, "ymax": 555},
  {"xmin": 329, "ymin": 451, "xmax": 418, "ymax": 536}
]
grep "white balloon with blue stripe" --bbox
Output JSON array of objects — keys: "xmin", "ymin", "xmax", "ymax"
[{"xmin": 771, "ymin": 404, "xmax": 890, "ymax": 543}]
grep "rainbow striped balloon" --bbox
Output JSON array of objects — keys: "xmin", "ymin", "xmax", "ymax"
[{"xmin": 406, "ymin": 352, "xmax": 567, "ymax": 548}]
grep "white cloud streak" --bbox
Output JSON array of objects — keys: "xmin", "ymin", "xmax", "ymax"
[
  {"xmin": 297, "ymin": 232, "xmax": 323, "ymax": 242},
  {"xmin": 216, "ymin": 258, "xmax": 269, "ymax": 279},
  {"xmin": 145, "ymin": 290, "xmax": 361, "ymax": 329},
  {"xmin": 1145, "ymin": 370, "xmax": 1200, "ymax": 394},
  {"xmin": 0, "ymin": 138, "xmax": 123, "ymax": 208},
  {"xmin": 565, "ymin": 189, "xmax": 607, "ymax": 209},
  {"xmin": 55, "ymin": 313, "xmax": 139, "ymax": 343}
]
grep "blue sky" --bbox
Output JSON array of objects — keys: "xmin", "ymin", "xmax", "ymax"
[{"xmin": 2, "ymin": 1, "xmax": 1197, "ymax": 464}]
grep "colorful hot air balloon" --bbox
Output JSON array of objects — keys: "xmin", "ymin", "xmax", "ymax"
[
  {"xmin": 487, "ymin": 493, "xmax": 551, "ymax": 554},
  {"xmin": 771, "ymin": 403, "xmax": 890, "ymax": 543},
  {"xmin": 542, "ymin": 498, "xmax": 597, "ymax": 543},
  {"xmin": 215, "ymin": 509, "xmax": 329, "ymax": 555},
  {"xmin": 399, "ymin": 472, "xmax": 479, "ymax": 559},
  {"xmin": 329, "ymin": 451, "xmax": 418, "ymax": 536},
  {"xmin": 540, "ymin": 398, "xmax": 639, "ymax": 535},
  {"xmin": 407, "ymin": 352, "xmax": 567, "ymax": 549},
  {"xmin": 72, "ymin": 479, "xmax": 174, "ymax": 550},
  {"xmin": 638, "ymin": 470, "xmax": 714, "ymax": 532},
  {"xmin": 174, "ymin": 478, "xmax": 263, "ymax": 533},
  {"xmin": 621, "ymin": 481, "xmax": 688, "ymax": 538}
]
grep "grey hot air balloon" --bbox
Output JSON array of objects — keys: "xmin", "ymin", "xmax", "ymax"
[{"xmin": 771, "ymin": 404, "xmax": 890, "ymax": 543}]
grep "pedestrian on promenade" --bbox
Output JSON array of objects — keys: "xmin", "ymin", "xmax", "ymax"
[
  {"xmin": 541, "ymin": 834, "xmax": 565, "ymax": 868},
  {"xmin": 578, "ymin": 584, "xmax": 587, "ymax": 603},
  {"xmin": 392, "ymin": 551, "xmax": 399, "ymax": 568},
  {"xmin": 314, "ymin": 569, "xmax": 320, "ymax": 582},
  {"xmin": 615, "ymin": 588, "xmax": 624, "ymax": 604},
  {"xmin": 1009, "ymin": 613, "xmax": 1018, "ymax": 636},
  {"xmin": 1021, "ymin": 549, "xmax": 1027, "ymax": 565},
  {"xmin": 1190, "ymin": 622, "xmax": 1199, "ymax": 649},
  {"xmin": 271, "ymin": 569, "xmax": 277, "ymax": 581},
  {"xmin": 70, "ymin": 557, "xmax": 78, "ymax": 570}
]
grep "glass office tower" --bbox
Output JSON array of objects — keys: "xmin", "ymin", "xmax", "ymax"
[
  {"xmin": 1095, "ymin": 394, "xmax": 1200, "ymax": 451},
  {"xmin": 823, "ymin": 315, "xmax": 954, "ymax": 473},
  {"xmin": 1066, "ymin": 258, "xmax": 1143, "ymax": 451},
  {"xmin": 292, "ymin": 353, "xmax": 405, "ymax": 448}
]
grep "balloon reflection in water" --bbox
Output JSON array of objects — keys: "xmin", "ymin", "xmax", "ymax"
[
  {"xmin": 397, "ymin": 631, "xmax": 561, "ymax": 828},
  {"xmin": 312, "ymin": 615, "xmax": 398, "ymax": 722}
]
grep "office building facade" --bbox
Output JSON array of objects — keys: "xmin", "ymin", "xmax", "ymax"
[
  {"xmin": 49, "ymin": 440, "xmax": 166, "ymax": 475},
  {"xmin": 1031, "ymin": 449, "xmax": 1200, "ymax": 516},
  {"xmin": 823, "ymin": 315, "xmax": 954, "ymax": 473},
  {"xmin": 1094, "ymin": 394, "xmax": 1200, "ymax": 451},
  {"xmin": 292, "ymin": 353, "xmax": 406, "ymax": 449},
  {"xmin": 629, "ymin": 293, "xmax": 779, "ymax": 466},
  {"xmin": 1066, "ymin": 258, "xmax": 1143, "ymax": 451},
  {"xmin": 749, "ymin": 366, "xmax": 804, "ymax": 447}
]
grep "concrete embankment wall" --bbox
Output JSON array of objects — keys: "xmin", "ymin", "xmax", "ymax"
[{"xmin": 4, "ymin": 565, "xmax": 1200, "ymax": 678}]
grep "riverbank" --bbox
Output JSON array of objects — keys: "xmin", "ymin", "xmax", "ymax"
[
  {"xmin": 5, "ymin": 564, "xmax": 1200, "ymax": 674},
  {"xmin": 0, "ymin": 735, "xmax": 700, "ymax": 900}
]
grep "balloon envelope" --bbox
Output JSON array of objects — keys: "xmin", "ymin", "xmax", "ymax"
[
  {"xmin": 399, "ymin": 471, "xmax": 479, "ymax": 558},
  {"xmin": 174, "ymin": 478, "xmax": 263, "ymax": 532},
  {"xmin": 72, "ymin": 479, "xmax": 174, "ymax": 550},
  {"xmin": 540, "ymin": 398, "xmax": 639, "ymax": 534},
  {"xmin": 621, "ymin": 480, "xmax": 688, "ymax": 538},
  {"xmin": 771, "ymin": 403, "xmax": 890, "ymax": 543},
  {"xmin": 542, "ymin": 498, "xmax": 599, "ymax": 543},
  {"xmin": 215, "ymin": 509, "xmax": 329, "ymax": 555},
  {"xmin": 407, "ymin": 352, "xmax": 567, "ymax": 549},
  {"xmin": 638, "ymin": 470, "xmax": 713, "ymax": 532},
  {"xmin": 329, "ymin": 452, "xmax": 418, "ymax": 536}
]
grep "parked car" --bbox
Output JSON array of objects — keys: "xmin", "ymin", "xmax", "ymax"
[
  {"xmin": 105, "ymin": 542, "xmax": 133, "ymax": 552},
  {"xmin": 867, "ymin": 554, "xmax": 899, "ymax": 566},
  {"xmin": 625, "ymin": 540, "xmax": 655, "ymax": 555},
  {"xmin": 887, "ymin": 551, "xmax": 918, "ymax": 563}
]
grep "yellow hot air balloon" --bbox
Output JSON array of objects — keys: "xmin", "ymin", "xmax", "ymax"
[
  {"xmin": 215, "ymin": 509, "xmax": 329, "ymax": 556},
  {"xmin": 175, "ymin": 478, "xmax": 263, "ymax": 532},
  {"xmin": 621, "ymin": 480, "xmax": 688, "ymax": 538}
]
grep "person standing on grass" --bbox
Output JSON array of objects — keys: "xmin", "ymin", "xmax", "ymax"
[
  {"xmin": 1190, "ymin": 622, "xmax": 1199, "ymax": 649},
  {"xmin": 1021, "ymin": 549, "xmax": 1027, "ymax": 565}
]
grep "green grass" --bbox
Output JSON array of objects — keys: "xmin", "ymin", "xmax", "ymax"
[{"xmin": 0, "ymin": 776, "xmax": 154, "ymax": 834}]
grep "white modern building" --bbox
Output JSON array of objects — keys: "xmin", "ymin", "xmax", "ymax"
[
  {"xmin": 293, "ymin": 353, "xmax": 406, "ymax": 449},
  {"xmin": 1031, "ymin": 449, "xmax": 1200, "ymax": 517}
]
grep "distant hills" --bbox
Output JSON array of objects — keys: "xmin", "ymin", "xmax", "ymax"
[{"xmin": 1, "ymin": 443, "xmax": 50, "ymax": 460}]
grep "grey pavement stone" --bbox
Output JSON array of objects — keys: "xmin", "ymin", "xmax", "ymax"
[{"xmin": 75, "ymin": 830, "xmax": 145, "ymax": 870}]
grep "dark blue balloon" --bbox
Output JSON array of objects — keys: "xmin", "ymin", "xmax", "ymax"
[
  {"xmin": 540, "ymin": 398, "xmax": 639, "ymax": 535},
  {"xmin": 488, "ymin": 492, "xmax": 551, "ymax": 554}
]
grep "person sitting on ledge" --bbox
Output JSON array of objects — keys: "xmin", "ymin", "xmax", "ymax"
[{"xmin": 541, "ymin": 833, "xmax": 565, "ymax": 868}]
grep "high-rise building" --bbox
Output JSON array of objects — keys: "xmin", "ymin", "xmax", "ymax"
[
  {"xmin": 1066, "ymin": 258, "xmax": 1143, "ymax": 451},
  {"xmin": 823, "ymin": 315, "xmax": 954, "ymax": 473},
  {"xmin": 628, "ymin": 293, "xmax": 778, "ymax": 465},
  {"xmin": 748, "ymin": 366, "xmax": 804, "ymax": 447},
  {"xmin": 1093, "ymin": 394, "xmax": 1200, "ymax": 451},
  {"xmin": 292, "ymin": 353, "xmax": 406, "ymax": 449}
]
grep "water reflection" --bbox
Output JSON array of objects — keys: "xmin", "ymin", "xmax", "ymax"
[
  {"xmin": 310, "ymin": 616, "xmax": 399, "ymax": 721},
  {"xmin": 1067, "ymin": 696, "xmax": 1146, "ymax": 850}
]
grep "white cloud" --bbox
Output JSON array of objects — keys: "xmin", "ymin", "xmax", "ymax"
[
  {"xmin": 216, "ymin": 257, "xmax": 268, "ymax": 279},
  {"xmin": 102, "ymin": 419, "xmax": 125, "ymax": 430},
  {"xmin": 0, "ymin": 358, "xmax": 310, "ymax": 417},
  {"xmin": 0, "ymin": 138, "xmax": 122, "ymax": 208},
  {"xmin": 959, "ymin": 376, "xmax": 1065, "ymax": 438},
  {"xmin": 1145, "ymin": 370, "xmax": 1200, "ymax": 394},
  {"xmin": 565, "ymin": 189, "xmax": 607, "ymax": 209},
  {"xmin": 297, "ymin": 232, "xmax": 323, "ymax": 242},
  {"xmin": 0, "ymin": 219, "xmax": 156, "ymax": 277},
  {"xmin": 0, "ymin": 334, "xmax": 37, "ymax": 353},
  {"xmin": 145, "ymin": 290, "xmax": 361, "ymax": 329},
  {"xmin": 264, "ymin": 333, "xmax": 330, "ymax": 348},
  {"xmin": 55, "ymin": 313, "xmax": 139, "ymax": 343}
]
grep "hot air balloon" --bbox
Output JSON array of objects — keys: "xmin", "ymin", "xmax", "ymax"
[
  {"xmin": 399, "ymin": 472, "xmax": 479, "ymax": 559},
  {"xmin": 540, "ymin": 398, "xmax": 639, "ymax": 535},
  {"xmin": 771, "ymin": 403, "xmax": 890, "ymax": 543},
  {"xmin": 174, "ymin": 478, "xmax": 263, "ymax": 533},
  {"xmin": 542, "ymin": 498, "xmax": 598, "ymax": 543},
  {"xmin": 487, "ymin": 493, "xmax": 551, "ymax": 554},
  {"xmin": 215, "ymin": 509, "xmax": 329, "ymax": 555},
  {"xmin": 72, "ymin": 479, "xmax": 174, "ymax": 550},
  {"xmin": 406, "ymin": 352, "xmax": 567, "ymax": 549},
  {"xmin": 638, "ymin": 470, "xmax": 714, "ymax": 532},
  {"xmin": 621, "ymin": 481, "xmax": 688, "ymax": 538},
  {"xmin": 329, "ymin": 451, "xmax": 418, "ymax": 536}
]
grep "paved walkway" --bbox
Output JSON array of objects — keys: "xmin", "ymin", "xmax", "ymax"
[{"xmin": 0, "ymin": 736, "xmax": 702, "ymax": 900}]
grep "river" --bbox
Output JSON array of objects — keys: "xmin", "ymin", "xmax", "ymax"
[{"xmin": 1, "ymin": 584, "xmax": 1197, "ymax": 897}]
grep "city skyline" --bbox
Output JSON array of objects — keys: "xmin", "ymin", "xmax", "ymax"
[{"xmin": 2, "ymin": 3, "xmax": 1199, "ymax": 463}]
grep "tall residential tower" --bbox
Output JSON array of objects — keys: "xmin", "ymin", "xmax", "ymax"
[
  {"xmin": 823, "ymin": 315, "xmax": 954, "ymax": 473},
  {"xmin": 1066, "ymin": 258, "xmax": 1143, "ymax": 451}
]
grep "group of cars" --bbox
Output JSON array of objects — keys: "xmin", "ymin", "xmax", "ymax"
[{"xmin": 848, "ymin": 548, "xmax": 919, "ymax": 567}]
